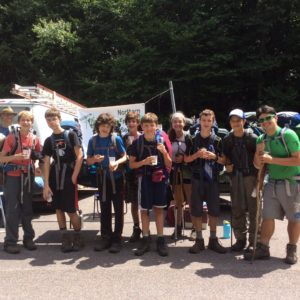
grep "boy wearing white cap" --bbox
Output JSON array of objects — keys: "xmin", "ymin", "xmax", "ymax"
[{"xmin": 223, "ymin": 109, "xmax": 259, "ymax": 252}]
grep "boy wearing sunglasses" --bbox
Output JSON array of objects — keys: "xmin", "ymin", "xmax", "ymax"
[{"xmin": 244, "ymin": 105, "xmax": 300, "ymax": 264}]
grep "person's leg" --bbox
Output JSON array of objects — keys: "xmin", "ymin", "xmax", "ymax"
[
  {"xmin": 287, "ymin": 221, "xmax": 300, "ymax": 244},
  {"xmin": 171, "ymin": 184, "xmax": 184, "ymax": 239},
  {"xmin": 154, "ymin": 207, "xmax": 164, "ymax": 235}
]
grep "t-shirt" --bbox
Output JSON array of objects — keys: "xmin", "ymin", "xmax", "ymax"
[
  {"xmin": 223, "ymin": 130, "xmax": 257, "ymax": 176},
  {"xmin": 42, "ymin": 130, "xmax": 80, "ymax": 165},
  {"xmin": 0, "ymin": 125, "xmax": 9, "ymax": 137},
  {"xmin": 257, "ymin": 127, "xmax": 300, "ymax": 180},
  {"xmin": 171, "ymin": 133, "xmax": 188, "ymax": 162},
  {"xmin": 2, "ymin": 132, "xmax": 42, "ymax": 177},
  {"xmin": 87, "ymin": 134, "xmax": 126, "ymax": 178}
]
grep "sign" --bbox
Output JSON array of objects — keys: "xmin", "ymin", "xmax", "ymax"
[{"xmin": 78, "ymin": 103, "xmax": 145, "ymax": 153}]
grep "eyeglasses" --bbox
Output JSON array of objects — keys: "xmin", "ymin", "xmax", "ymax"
[
  {"xmin": 258, "ymin": 114, "xmax": 275, "ymax": 124},
  {"xmin": 46, "ymin": 117, "xmax": 58, "ymax": 122}
]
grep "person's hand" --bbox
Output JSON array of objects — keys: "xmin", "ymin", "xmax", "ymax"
[
  {"xmin": 143, "ymin": 156, "xmax": 155, "ymax": 166},
  {"xmin": 94, "ymin": 154, "xmax": 104, "ymax": 163},
  {"xmin": 14, "ymin": 153, "xmax": 27, "ymax": 160},
  {"xmin": 259, "ymin": 153, "xmax": 272, "ymax": 164},
  {"xmin": 35, "ymin": 167, "xmax": 42, "ymax": 176},
  {"xmin": 174, "ymin": 154, "xmax": 184, "ymax": 164},
  {"xmin": 225, "ymin": 164, "xmax": 234, "ymax": 173},
  {"xmin": 196, "ymin": 148, "xmax": 206, "ymax": 159},
  {"xmin": 109, "ymin": 161, "xmax": 119, "ymax": 172},
  {"xmin": 202, "ymin": 150, "xmax": 216, "ymax": 160},
  {"xmin": 157, "ymin": 143, "xmax": 167, "ymax": 154},
  {"xmin": 43, "ymin": 185, "xmax": 53, "ymax": 201},
  {"xmin": 257, "ymin": 142, "xmax": 265, "ymax": 155}
]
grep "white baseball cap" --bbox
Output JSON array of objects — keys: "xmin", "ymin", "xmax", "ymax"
[{"xmin": 229, "ymin": 109, "xmax": 245, "ymax": 119}]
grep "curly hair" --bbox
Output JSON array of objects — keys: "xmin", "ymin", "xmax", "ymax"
[
  {"xmin": 125, "ymin": 111, "xmax": 140, "ymax": 124},
  {"xmin": 94, "ymin": 113, "xmax": 116, "ymax": 134}
]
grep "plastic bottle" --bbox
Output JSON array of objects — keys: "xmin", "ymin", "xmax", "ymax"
[{"xmin": 223, "ymin": 220, "xmax": 231, "ymax": 239}]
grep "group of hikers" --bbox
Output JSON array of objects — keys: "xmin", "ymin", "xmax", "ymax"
[{"xmin": 0, "ymin": 104, "xmax": 299, "ymax": 265}]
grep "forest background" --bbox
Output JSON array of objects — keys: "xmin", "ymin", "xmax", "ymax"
[{"xmin": 1, "ymin": 0, "xmax": 300, "ymax": 126}]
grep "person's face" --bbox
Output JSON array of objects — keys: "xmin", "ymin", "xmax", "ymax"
[
  {"xmin": 19, "ymin": 116, "xmax": 33, "ymax": 130},
  {"xmin": 142, "ymin": 122, "xmax": 157, "ymax": 137},
  {"xmin": 172, "ymin": 117, "xmax": 185, "ymax": 132},
  {"xmin": 200, "ymin": 114, "xmax": 214, "ymax": 131},
  {"xmin": 127, "ymin": 119, "xmax": 139, "ymax": 133},
  {"xmin": 1, "ymin": 113, "xmax": 14, "ymax": 125},
  {"xmin": 45, "ymin": 116, "xmax": 61, "ymax": 130},
  {"xmin": 257, "ymin": 113, "xmax": 277, "ymax": 132},
  {"xmin": 230, "ymin": 116, "xmax": 245, "ymax": 131},
  {"xmin": 98, "ymin": 123, "xmax": 112, "ymax": 137}
]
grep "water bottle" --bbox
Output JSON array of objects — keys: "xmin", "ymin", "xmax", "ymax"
[
  {"xmin": 223, "ymin": 220, "xmax": 231, "ymax": 239},
  {"xmin": 47, "ymin": 194, "xmax": 53, "ymax": 203}
]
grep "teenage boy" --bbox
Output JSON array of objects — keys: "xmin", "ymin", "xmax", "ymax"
[
  {"xmin": 129, "ymin": 112, "xmax": 172, "ymax": 257},
  {"xmin": 244, "ymin": 105, "xmax": 300, "ymax": 264},
  {"xmin": 223, "ymin": 109, "xmax": 258, "ymax": 252},
  {"xmin": 87, "ymin": 113, "xmax": 127, "ymax": 253},
  {"xmin": 0, "ymin": 111, "xmax": 42, "ymax": 254},
  {"xmin": 184, "ymin": 109, "xmax": 227, "ymax": 254},
  {"xmin": 43, "ymin": 108, "xmax": 84, "ymax": 253},
  {"xmin": 123, "ymin": 111, "xmax": 142, "ymax": 242}
]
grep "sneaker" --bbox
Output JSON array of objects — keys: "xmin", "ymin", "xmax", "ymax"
[
  {"xmin": 129, "ymin": 226, "xmax": 142, "ymax": 243},
  {"xmin": 94, "ymin": 236, "xmax": 111, "ymax": 252},
  {"xmin": 189, "ymin": 238, "xmax": 205, "ymax": 254},
  {"xmin": 156, "ymin": 236, "xmax": 169, "ymax": 257},
  {"xmin": 244, "ymin": 242, "xmax": 270, "ymax": 261},
  {"xmin": 189, "ymin": 229, "xmax": 196, "ymax": 241},
  {"xmin": 135, "ymin": 236, "xmax": 151, "ymax": 256},
  {"xmin": 61, "ymin": 232, "xmax": 73, "ymax": 253},
  {"xmin": 109, "ymin": 240, "xmax": 122, "ymax": 254},
  {"xmin": 285, "ymin": 244, "xmax": 297, "ymax": 265},
  {"xmin": 171, "ymin": 226, "xmax": 183, "ymax": 240},
  {"xmin": 4, "ymin": 244, "xmax": 20, "ymax": 254},
  {"xmin": 73, "ymin": 232, "xmax": 84, "ymax": 251},
  {"xmin": 208, "ymin": 237, "xmax": 227, "ymax": 254},
  {"xmin": 231, "ymin": 240, "xmax": 246, "ymax": 252},
  {"xmin": 23, "ymin": 239, "xmax": 37, "ymax": 251}
]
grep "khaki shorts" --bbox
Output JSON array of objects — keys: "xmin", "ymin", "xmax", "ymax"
[{"xmin": 263, "ymin": 180, "xmax": 300, "ymax": 222}]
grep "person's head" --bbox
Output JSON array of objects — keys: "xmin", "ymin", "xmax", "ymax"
[
  {"xmin": 0, "ymin": 106, "xmax": 16, "ymax": 127},
  {"xmin": 18, "ymin": 111, "xmax": 34, "ymax": 131},
  {"xmin": 168, "ymin": 112, "xmax": 186, "ymax": 141},
  {"xmin": 45, "ymin": 107, "xmax": 62, "ymax": 129},
  {"xmin": 94, "ymin": 113, "xmax": 116, "ymax": 137},
  {"xmin": 256, "ymin": 105, "xmax": 277, "ymax": 132},
  {"xmin": 199, "ymin": 109, "xmax": 215, "ymax": 132},
  {"xmin": 125, "ymin": 111, "xmax": 140, "ymax": 133},
  {"xmin": 229, "ymin": 109, "xmax": 246, "ymax": 131},
  {"xmin": 141, "ymin": 112, "xmax": 158, "ymax": 136}
]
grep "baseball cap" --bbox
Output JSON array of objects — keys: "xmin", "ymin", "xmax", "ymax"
[{"xmin": 229, "ymin": 109, "xmax": 245, "ymax": 119}]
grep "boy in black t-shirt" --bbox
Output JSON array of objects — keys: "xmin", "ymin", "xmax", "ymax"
[
  {"xmin": 42, "ymin": 108, "xmax": 84, "ymax": 252},
  {"xmin": 185, "ymin": 109, "xmax": 227, "ymax": 254}
]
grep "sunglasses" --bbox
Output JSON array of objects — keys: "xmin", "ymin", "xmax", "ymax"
[
  {"xmin": 46, "ymin": 117, "xmax": 58, "ymax": 122},
  {"xmin": 258, "ymin": 114, "xmax": 275, "ymax": 124}
]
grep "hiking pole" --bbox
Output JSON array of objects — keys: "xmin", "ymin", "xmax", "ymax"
[{"xmin": 251, "ymin": 163, "xmax": 266, "ymax": 263}]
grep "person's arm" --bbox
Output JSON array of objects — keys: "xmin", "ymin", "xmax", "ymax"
[
  {"xmin": 0, "ymin": 151, "xmax": 25, "ymax": 163},
  {"xmin": 260, "ymin": 151, "xmax": 300, "ymax": 166},
  {"xmin": 129, "ymin": 155, "xmax": 153, "ymax": 169},
  {"xmin": 157, "ymin": 143, "xmax": 172, "ymax": 169}
]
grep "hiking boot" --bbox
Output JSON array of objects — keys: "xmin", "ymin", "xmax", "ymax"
[
  {"xmin": 244, "ymin": 243, "xmax": 254, "ymax": 253},
  {"xmin": 129, "ymin": 226, "xmax": 142, "ymax": 243},
  {"xmin": 208, "ymin": 237, "xmax": 227, "ymax": 254},
  {"xmin": 189, "ymin": 238, "xmax": 205, "ymax": 254},
  {"xmin": 156, "ymin": 236, "xmax": 169, "ymax": 257},
  {"xmin": 171, "ymin": 226, "xmax": 183, "ymax": 240},
  {"xmin": 73, "ymin": 232, "xmax": 84, "ymax": 251},
  {"xmin": 4, "ymin": 244, "xmax": 20, "ymax": 254},
  {"xmin": 109, "ymin": 240, "xmax": 122, "ymax": 254},
  {"xmin": 231, "ymin": 240, "xmax": 246, "ymax": 252},
  {"xmin": 285, "ymin": 244, "xmax": 297, "ymax": 265},
  {"xmin": 61, "ymin": 232, "xmax": 73, "ymax": 253},
  {"xmin": 94, "ymin": 237, "xmax": 111, "ymax": 252},
  {"xmin": 135, "ymin": 236, "xmax": 151, "ymax": 256},
  {"xmin": 23, "ymin": 239, "xmax": 37, "ymax": 251},
  {"xmin": 189, "ymin": 229, "xmax": 196, "ymax": 241},
  {"xmin": 244, "ymin": 242, "xmax": 270, "ymax": 261}
]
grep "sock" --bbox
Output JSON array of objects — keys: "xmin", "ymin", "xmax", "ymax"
[
  {"xmin": 196, "ymin": 231, "xmax": 203, "ymax": 240},
  {"xmin": 210, "ymin": 231, "xmax": 217, "ymax": 239}
]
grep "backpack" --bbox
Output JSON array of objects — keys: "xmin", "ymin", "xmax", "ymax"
[{"xmin": 189, "ymin": 120, "xmax": 218, "ymax": 137}]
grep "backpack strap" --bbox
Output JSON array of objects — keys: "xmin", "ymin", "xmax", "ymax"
[{"xmin": 280, "ymin": 127, "xmax": 290, "ymax": 156}]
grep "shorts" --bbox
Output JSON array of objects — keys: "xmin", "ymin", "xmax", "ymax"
[
  {"xmin": 170, "ymin": 169, "xmax": 191, "ymax": 185},
  {"xmin": 263, "ymin": 180, "xmax": 300, "ymax": 222},
  {"xmin": 124, "ymin": 171, "xmax": 138, "ymax": 203},
  {"xmin": 140, "ymin": 175, "xmax": 168, "ymax": 210},
  {"xmin": 49, "ymin": 166, "xmax": 76, "ymax": 213},
  {"xmin": 190, "ymin": 177, "xmax": 220, "ymax": 217}
]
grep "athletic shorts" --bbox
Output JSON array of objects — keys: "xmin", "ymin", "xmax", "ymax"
[
  {"xmin": 140, "ymin": 175, "xmax": 168, "ymax": 210},
  {"xmin": 49, "ymin": 166, "xmax": 77, "ymax": 213},
  {"xmin": 263, "ymin": 180, "xmax": 300, "ymax": 222},
  {"xmin": 190, "ymin": 177, "xmax": 220, "ymax": 217},
  {"xmin": 124, "ymin": 171, "xmax": 138, "ymax": 203}
]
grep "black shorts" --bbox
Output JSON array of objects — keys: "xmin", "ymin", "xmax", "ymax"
[
  {"xmin": 124, "ymin": 171, "xmax": 138, "ymax": 203},
  {"xmin": 190, "ymin": 177, "xmax": 220, "ymax": 217},
  {"xmin": 49, "ymin": 166, "xmax": 77, "ymax": 213}
]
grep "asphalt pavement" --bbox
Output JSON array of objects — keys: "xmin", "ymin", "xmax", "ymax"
[{"xmin": 0, "ymin": 190, "xmax": 299, "ymax": 300}]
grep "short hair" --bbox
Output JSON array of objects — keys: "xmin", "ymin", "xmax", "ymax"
[
  {"xmin": 141, "ymin": 112, "xmax": 158, "ymax": 125},
  {"xmin": 125, "ymin": 111, "xmax": 140, "ymax": 124},
  {"xmin": 45, "ymin": 107, "xmax": 61, "ymax": 119},
  {"xmin": 170, "ymin": 111, "xmax": 186, "ymax": 124},
  {"xmin": 94, "ymin": 113, "xmax": 116, "ymax": 134},
  {"xmin": 18, "ymin": 111, "xmax": 34, "ymax": 123},
  {"xmin": 199, "ymin": 109, "xmax": 215, "ymax": 122},
  {"xmin": 256, "ymin": 105, "xmax": 277, "ymax": 119}
]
